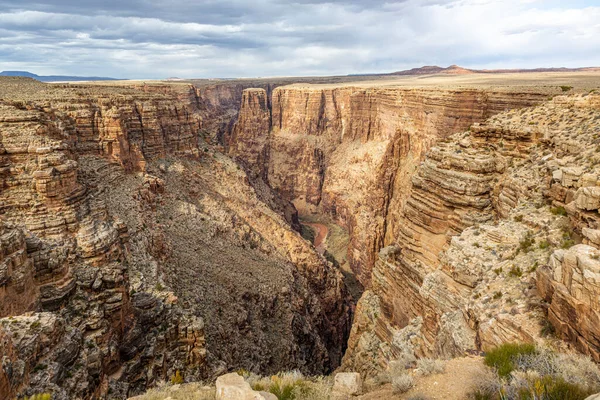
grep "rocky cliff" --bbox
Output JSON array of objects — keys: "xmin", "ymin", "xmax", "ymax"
[
  {"xmin": 231, "ymin": 85, "xmax": 553, "ymax": 285},
  {"xmin": 342, "ymin": 93, "xmax": 600, "ymax": 374},
  {"xmin": 227, "ymin": 80, "xmax": 600, "ymax": 375},
  {"xmin": 0, "ymin": 77, "xmax": 351, "ymax": 399}
]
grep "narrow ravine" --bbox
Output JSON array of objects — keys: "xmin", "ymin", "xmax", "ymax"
[{"xmin": 303, "ymin": 222, "xmax": 328, "ymax": 254}]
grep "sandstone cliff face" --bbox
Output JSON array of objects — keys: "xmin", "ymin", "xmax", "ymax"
[
  {"xmin": 342, "ymin": 93, "xmax": 600, "ymax": 374},
  {"xmin": 0, "ymin": 78, "xmax": 350, "ymax": 399},
  {"xmin": 233, "ymin": 85, "xmax": 551, "ymax": 285}
]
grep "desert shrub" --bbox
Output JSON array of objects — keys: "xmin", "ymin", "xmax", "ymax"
[
  {"xmin": 469, "ymin": 367, "xmax": 503, "ymax": 400},
  {"xmin": 538, "ymin": 240, "xmax": 550, "ymax": 250},
  {"xmin": 416, "ymin": 358, "xmax": 446, "ymax": 376},
  {"xmin": 539, "ymin": 318, "xmax": 556, "ymax": 337},
  {"xmin": 391, "ymin": 374, "xmax": 414, "ymax": 394},
  {"xmin": 514, "ymin": 215, "xmax": 524, "ymax": 222},
  {"xmin": 290, "ymin": 376, "xmax": 331, "ymax": 400},
  {"xmin": 170, "ymin": 370, "xmax": 184, "ymax": 385},
  {"xmin": 484, "ymin": 343, "xmax": 536, "ymax": 378},
  {"xmin": 407, "ymin": 395, "xmax": 431, "ymax": 400},
  {"xmin": 474, "ymin": 345, "xmax": 600, "ymax": 400},
  {"xmin": 22, "ymin": 395, "xmax": 52, "ymax": 400},
  {"xmin": 515, "ymin": 376, "xmax": 594, "ymax": 400},
  {"xmin": 508, "ymin": 265, "xmax": 523, "ymax": 278},
  {"xmin": 561, "ymin": 239, "xmax": 575, "ymax": 249},
  {"xmin": 560, "ymin": 86, "xmax": 573, "ymax": 92},
  {"xmin": 519, "ymin": 233, "xmax": 534, "ymax": 253},
  {"xmin": 248, "ymin": 371, "xmax": 320, "ymax": 400},
  {"xmin": 550, "ymin": 206, "xmax": 567, "ymax": 216}
]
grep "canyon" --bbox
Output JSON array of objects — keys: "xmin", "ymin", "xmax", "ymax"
[{"xmin": 0, "ymin": 71, "xmax": 599, "ymax": 399}]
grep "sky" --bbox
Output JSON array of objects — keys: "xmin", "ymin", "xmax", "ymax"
[{"xmin": 0, "ymin": 0, "xmax": 599, "ymax": 79}]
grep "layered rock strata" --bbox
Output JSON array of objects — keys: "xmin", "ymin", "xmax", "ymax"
[
  {"xmin": 0, "ymin": 78, "xmax": 350, "ymax": 399},
  {"xmin": 232, "ymin": 85, "xmax": 553, "ymax": 284},
  {"xmin": 341, "ymin": 93, "xmax": 600, "ymax": 374}
]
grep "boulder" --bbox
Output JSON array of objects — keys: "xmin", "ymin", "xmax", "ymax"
[
  {"xmin": 215, "ymin": 373, "xmax": 269, "ymax": 400},
  {"xmin": 332, "ymin": 372, "xmax": 362, "ymax": 396}
]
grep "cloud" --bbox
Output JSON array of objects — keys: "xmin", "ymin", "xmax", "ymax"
[{"xmin": 0, "ymin": 0, "xmax": 598, "ymax": 78}]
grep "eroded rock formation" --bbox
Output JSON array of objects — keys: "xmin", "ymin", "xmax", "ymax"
[
  {"xmin": 341, "ymin": 93, "xmax": 600, "ymax": 374},
  {"xmin": 233, "ymin": 85, "xmax": 552, "ymax": 285},
  {"xmin": 0, "ymin": 77, "xmax": 350, "ymax": 399}
]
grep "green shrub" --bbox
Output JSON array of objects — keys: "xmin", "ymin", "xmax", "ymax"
[
  {"xmin": 550, "ymin": 206, "xmax": 568, "ymax": 216},
  {"xmin": 484, "ymin": 343, "xmax": 536, "ymax": 378},
  {"xmin": 518, "ymin": 376, "xmax": 594, "ymax": 400},
  {"xmin": 560, "ymin": 86, "xmax": 573, "ymax": 92},
  {"xmin": 493, "ymin": 291, "xmax": 503, "ymax": 300},
  {"xmin": 538, "ymin": 240, "xmax": 550, "ymax": 250},
  {"xmin": 519, "ymin": 232, "xmax": 534, "ymax": 253},
  {"xmin": 540, "ymin": 318, "xmax": 556, "ymax": 337},
  {"xmin": 508, "ymin": 265, "xmax": 523, "ymax": 278}
]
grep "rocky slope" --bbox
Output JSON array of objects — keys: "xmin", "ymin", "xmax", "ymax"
[
  {"xmin": 0, "ymin": 77, "xmax": 351, "ymax": 399},
  {"xmin": 342, "ymin": 92, "xmax": 600, "ymax": 375}
]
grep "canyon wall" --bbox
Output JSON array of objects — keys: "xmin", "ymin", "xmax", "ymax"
[
  {"xmin": 231, "ymin": 85, "xmax": 552, "ymax": 284},
  {"xmin": 342, "ymin": 94, "xmax": 600, "ymax": 374},
  {"xmin": 228, "ymin": 82, "xmax": 600, "ymax": 375},
  {"xmin": 0, "ymin": 78, "xmax": 350, "ymax": 399}
]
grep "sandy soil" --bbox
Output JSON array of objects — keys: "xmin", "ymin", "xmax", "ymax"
[{"xmin": 359, "ymin": 356, "xmax": 486, "ymax": 400}]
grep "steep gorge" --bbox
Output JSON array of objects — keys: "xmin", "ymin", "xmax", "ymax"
[
  {"xmin": 1, "ymin": 75, "xmax": 599, "ymax": 399},
  {"xmin": 229, "ymin": 85, "xmax": 552, "ymax": 285},
  {"xmin": 0, "ymin": 78, "xmax": 351, "ymax": 399},
  {"xmin": 227, "ymin": 81, "xmax": 600, "ymax": 378}
]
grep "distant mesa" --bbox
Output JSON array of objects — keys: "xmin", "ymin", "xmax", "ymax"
[
  {"xmin": 0, "ymin": 70, "xmax": 120, "ymax": 82},
  {"xmin": 389, "ymin": 65, "xmax": 600, "ymax": 76}
]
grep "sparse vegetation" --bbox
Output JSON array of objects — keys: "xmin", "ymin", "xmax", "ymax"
[
  {"xmin": 519, "ymin": 233, "xmax": 534, "ymax": 253},
  {"xmin": 22, "ymin": 395, "xmax": 52, "ymax": 400},
  {"xmin": 508, "ymin": 265, "xmax": 523, "ymax": 278},
  {"xmin": 484, "ymin": 343, "xmax": 537, "ymax": 378},
  {"xmin": 538, "ymin": 240, "xmax": 549, "ymax": 250},
  {"xmin": 560, "ymin": 85, "xmax": 574, "ymax": 92},
  {"xmin": 493, "ymin": 291, "xmax": 503, "ymax": 300},
  {"xmin": 246, "ymin": 371, "xmax": 331, "ymax": 400},
  {"xmin": 170, "ymin": 370, "xmax": 184, "ymax": 385},
  {"xmin": 473, "ymin": 344, "xmax": 600, "ymax": 400},
  {"xmin": 392, "ymin": 374, "xmax": 414, "ymax": 394},
  {"xmin": 416, "ymin": 358, "xmax": 446, "ymax": 376},
  {"xmin": 550, "ymin": 206, "xmax": 568, "ymax": 216}
]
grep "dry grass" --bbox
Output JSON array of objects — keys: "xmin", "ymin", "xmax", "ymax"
[
  {"xmin": 471, "ymin": 344, "xmax": 600, "ymax": 400},
  {"xmin": 392, "ymin": 374, "xmax": 415, "ymax": 394},
  {"xmin": 416, "ymin": 358, "xmax": 446, "ymax": 376},
  {"xmin": 244, "ymin": 370, "xmax": 332, "ymax": 400},
  {"xmin": 130, "ymin": 382, "xmax": 214, "ymax": 400}
]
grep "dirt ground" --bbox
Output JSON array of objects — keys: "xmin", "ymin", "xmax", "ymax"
[{"xmin": 358, "ymin": 356, "xmax": 486, "ymax": 400}]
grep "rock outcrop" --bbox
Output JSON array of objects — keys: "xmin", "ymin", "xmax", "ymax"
[
  {"xmin": 340, "ymin": 93, "xmax": 600, "ymax": 374},
  {"xmin": 0, "ymin": 77, "xmax": 351, "ymax": 399}
]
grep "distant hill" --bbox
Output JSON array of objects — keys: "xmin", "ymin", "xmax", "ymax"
[
  {"xmin": 389, "ymin": 65, "xmax": 600, "ymax": 76},
  {"xmin": 0, "ymin": 70, "xmax": 120, "ymax": 82}
]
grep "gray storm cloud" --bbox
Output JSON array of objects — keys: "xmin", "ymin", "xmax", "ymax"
[{"xmin": 0, "ymin": 0, "xmax": 599, "ymax": 78}]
